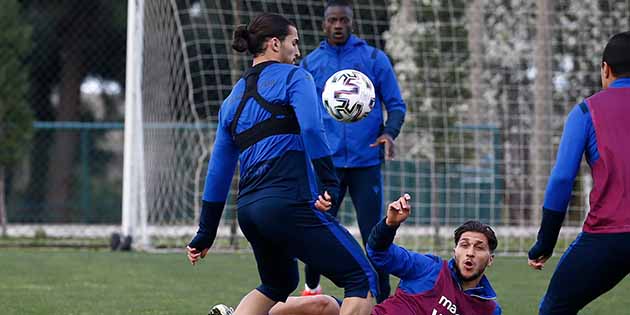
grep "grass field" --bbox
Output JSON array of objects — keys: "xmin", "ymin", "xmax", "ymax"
[{"xmin": 1, "ymin": 248, "xmax": 628, "ymax": 314}]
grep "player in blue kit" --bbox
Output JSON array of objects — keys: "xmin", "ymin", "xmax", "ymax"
[
  {"xmin": 186, "ymin": 13, "xmax": 376, "ymax": 315},
  {"xmin": 300, "ymin": 0, "xmax": 407, "ymax": 302},
  {"xmin": 528, "ymin": 31, "xmax": 630, "ymax": 314}
]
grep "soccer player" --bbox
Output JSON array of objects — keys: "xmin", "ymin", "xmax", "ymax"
[
  {"xmin": 186, "ymin": 13, "xmax": 376, "ymax": 315},
  {"xmin": 209, "ymin": 194, "xmax": 502, "ymax": 315},
  {"xmin": 527, "ymin": 31, "xmax": 630, "ymax": 314},
  {"xmin": 299, "ymin": 0, "xmax": 407, "ymax": 302}
]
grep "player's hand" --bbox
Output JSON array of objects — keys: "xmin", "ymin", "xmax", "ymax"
[
  {"xmin": 528, "ymin": 255, "xmax": 550, "ymax": 270},
  {"xmin": 385, "ymin": 193, "xmax": 411, "ymax": 226},
  {"xmin": 186, "ymin": 245, "xmax": 209, "ymax": 266},
  {"xmin": 370, "ymin": 134, "xmax": 395, "ymax": 160},
  {"xmin": 315, "ymin": 191, "xmax": 333, "ymax": 211}
]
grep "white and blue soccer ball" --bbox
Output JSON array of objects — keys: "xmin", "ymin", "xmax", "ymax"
[{"xmin": 322, "ymin": 69, "xmax": 375, "ymax": 123}]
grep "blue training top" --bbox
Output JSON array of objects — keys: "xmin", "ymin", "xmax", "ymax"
[
  {"xmin": 202, "ymin": 62, "xmax": 333, "ymax": 207},
  {"xmin": 301, "ymin": 35, "xmax": 406, "ymax": 168},
  {"xmin": 543, "ymin": 78, "xmax": 630, "ymax": 214}
]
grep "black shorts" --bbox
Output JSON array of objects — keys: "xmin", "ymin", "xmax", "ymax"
[
  {"xmin": 539, "ymin": 231, "xmax": 630, "ymax": 314},
  {"xmin": 238, "ymin": 197, "xmax": 378, "ymax": 302}
]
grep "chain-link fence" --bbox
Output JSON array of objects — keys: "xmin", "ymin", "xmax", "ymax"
[
  {"xmin": 3, "ymin": 0, "xmax": 630, "ymax": 253},
  {"xmin": 2, "ymin": 1, "xmax": 126, "ymax": 247}
]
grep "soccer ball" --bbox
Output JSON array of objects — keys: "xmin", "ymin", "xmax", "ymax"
[{"xmin": 322, "ymin": 69, "xmax": 375, "ymax": 122}]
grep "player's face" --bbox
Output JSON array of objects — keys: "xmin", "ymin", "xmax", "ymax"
[
  {"xmin": 453, "ymin": 231, "xmax": 494, "ymax": 284},
  {"xmin": 279, "ymin": 26, "xmax": 300, "ymax": 64},
  {"xmin": 323, "ymin": 5, "xmax": 353, "ymax": 45}
]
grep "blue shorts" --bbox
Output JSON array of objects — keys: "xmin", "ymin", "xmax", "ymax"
[
  {"xmin": 539, "ymin": 231, "xmax": 630, "ymax": 315},
  {"xmin": 238, "ymin": 197, "xmax": 378, "ymax": 302}
]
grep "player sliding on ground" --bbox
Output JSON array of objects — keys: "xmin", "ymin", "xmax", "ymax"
[{"xmin": 210, "ymin": 194, "xmax": 502, "ymax": 315}]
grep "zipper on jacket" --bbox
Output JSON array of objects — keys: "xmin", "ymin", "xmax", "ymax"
[{"xmin": 336, "ymin": 48, "xmax": 349, "ymax": 167}]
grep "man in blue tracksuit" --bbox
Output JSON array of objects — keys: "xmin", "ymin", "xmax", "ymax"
[
  {"xmin": 187, "ymin": 13, "xmax": 376, "ymax": 315},
  {"xmin": 300, "ymin": 0, "xmax": 406, "ymax": 302},
  {"xmin": 528, "ymin": 31, "xmax": 630, "ymax": 314}
]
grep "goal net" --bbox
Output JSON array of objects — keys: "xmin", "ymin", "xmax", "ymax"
[{"xmin": 125, "ymin": 0, "xmax": 630, "ymax": 254}]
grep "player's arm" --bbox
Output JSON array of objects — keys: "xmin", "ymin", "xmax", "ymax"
[
  {"xmin": 367, "ymin": 223, "xmax": 439, "ymax": 279},
  {"xmin": 288, "ymin": 68, "xmax": 340, "ymax": 208},
  {"xmin": 367, "ymin": 194, "xmax": 438, "ymax": 279},
  {"xmin": 528, "ymin": 103, "xmax": 589, "ymax": 264},
  {"xmin": 187, "ymin": 112, "xmax": 239, "ymax": 262},
  {"xmin": 370, "ymin": 50, "xmax": 406, "ymax": 159},
  {"xmin": 493, "ymin": 302, "xmax": 502, "ymax": 315}
]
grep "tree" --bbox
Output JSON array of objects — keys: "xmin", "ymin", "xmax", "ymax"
[
  {"xmin": 0, "ymin": 0, "xmax": 33, "ymax": 236},
  {"xmin": 23, "ymin": 0, "xmax": 126, "ymax": 221}
]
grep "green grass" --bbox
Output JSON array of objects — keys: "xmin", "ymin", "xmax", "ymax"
[{"xmin": 1, "ymin": 249, "xmax": 628, "ymax": 314}]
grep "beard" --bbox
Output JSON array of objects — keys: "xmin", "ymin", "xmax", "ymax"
[{"xmin": 454, "ymin": 260, "xmax": 487, "ymax": 283}]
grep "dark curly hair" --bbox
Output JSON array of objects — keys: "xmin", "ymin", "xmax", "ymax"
[{"xmin": 454, "ymin": 220, "xmax": 498, "ymax": 252}]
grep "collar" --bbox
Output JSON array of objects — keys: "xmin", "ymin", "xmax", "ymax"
[
  {"xmin": 610, "ymin": 77, "xmax": 630, "ymax": 88},
  {"xmin": 447, "ymin": 258, "xmax": 497, "ymax": 300},
  {"xmin": 320, "ymin": 34, "xmax": 365, "ymax": 52}
]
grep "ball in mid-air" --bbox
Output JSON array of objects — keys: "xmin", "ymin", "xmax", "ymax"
[{"xmin": 322, "ymin": 69, "xmax": 375, "ymax": 122}]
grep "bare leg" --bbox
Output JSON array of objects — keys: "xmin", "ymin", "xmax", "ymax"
[
  {"xmin": 270, "ymin": 295, "xmax": 341, "ymax": 315},
  {"xmin": 234, "ymin": 289, "xmax": 277, "ymax": 315},
  {"xmin": 339, "ymin": 292, "xmax": 373, "ymax": 315}
]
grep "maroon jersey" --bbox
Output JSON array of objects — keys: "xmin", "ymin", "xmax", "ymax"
[
  {"xmin": 584, "ymin": 86, "xmax": 630, "ymax": 233},
  {"xmin": 372, "ymin": 261, "xmax": 497, "ymax": 315}
]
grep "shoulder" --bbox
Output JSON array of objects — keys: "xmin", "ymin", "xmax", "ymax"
[
  {"xmin": 302, "ymin": 46, "xmax": 326, "ymax": 66},
  {"xmin": 370, "ymin": 47, "xmax": 393, "ymax": 67},
  {"xmin": 566, "ymin": 101, "xmax": 592, "ymax": 125},
  {"xmin": 423, "ymin": 253, "xmax": 444, "ymax": 264},
  {"xmin": 288, "ymin": 66, "xmax": 314, "ymax": 83},
  {"xmin": 266, "ymin": 63, "xmax": 311, "ymax": 82},
  {"xmin": 414, "ymin": 254, "xmax": 444, "ymax": 273}
]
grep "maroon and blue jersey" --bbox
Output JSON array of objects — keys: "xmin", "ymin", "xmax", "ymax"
[
  {"xmin": 583, "ymin": 78, "xmax": 630, "ymax": 232},
  {"xmin": 543, "ymin": 78, "xmax": 630, "ymax": 233},
  {"xmin": 367, "ymin": 220, "xmax": 501, "ymax": 315}
]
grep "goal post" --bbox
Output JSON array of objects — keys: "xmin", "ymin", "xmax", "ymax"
[{"xmin": 122, "ymin": 0, "xmax": 148, "ymax": 250}]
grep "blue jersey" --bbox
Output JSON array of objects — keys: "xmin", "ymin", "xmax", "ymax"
[
  {"xmin": 202, "ymin": 62, "xmax": 333, "ymax": 207},
  {"xmin": 300, "ymin": 35, "xmax": 406, "ymax": 167}
]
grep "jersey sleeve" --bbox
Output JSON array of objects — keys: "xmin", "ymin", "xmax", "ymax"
[
  {"xmin": 374, "ymin": 50, "xmax": 406, "ymax": 138},
  {"xmin": 493, "ymin": 302, "xmax": 502, "ymax": 315},
  {"xmin": 191, "ymin": 109, "xmax": 240, "ymax": 250},
  {"xmin": 367, "ymin": 218, "xmax": 438, "ymax": 279},
  {"xmin": 529, "ymin": 103, "xmax": 589, "ymax": 259},
  {"xmin": 543, "ymin": 103, "xmax": 589, "ymax": 212},
  {"xmin": 202, "ymin": 110, "xmax": 239, "ymax": 203},
  {"xmin": 287, "ymin": 68, "xmax": 332, "ymax": 160}
]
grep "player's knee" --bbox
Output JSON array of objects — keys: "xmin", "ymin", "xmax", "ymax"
[{"xmin": 296, "ymin": 296, "xmax": 340, "ymax": 315}]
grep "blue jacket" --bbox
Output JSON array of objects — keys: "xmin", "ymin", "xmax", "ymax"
[{"xmin": 300, "ymin": 35, "xmax": 406, "ymax": 168}]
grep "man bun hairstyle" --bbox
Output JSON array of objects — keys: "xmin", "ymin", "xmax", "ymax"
[
  {"xmin": 603, "ymin": 31, "xmax": 630, "ymax": 77},
  {"xmin": 232, "ymin": 25, "xmax": 250, "ymax": 53},
  {"xmin": 231, "ymin": 13, "xmax": 296, "ymax": 56},
  {"xmin": 454, "ymin": 220, "xmax": 498, "ymax": 252}
]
